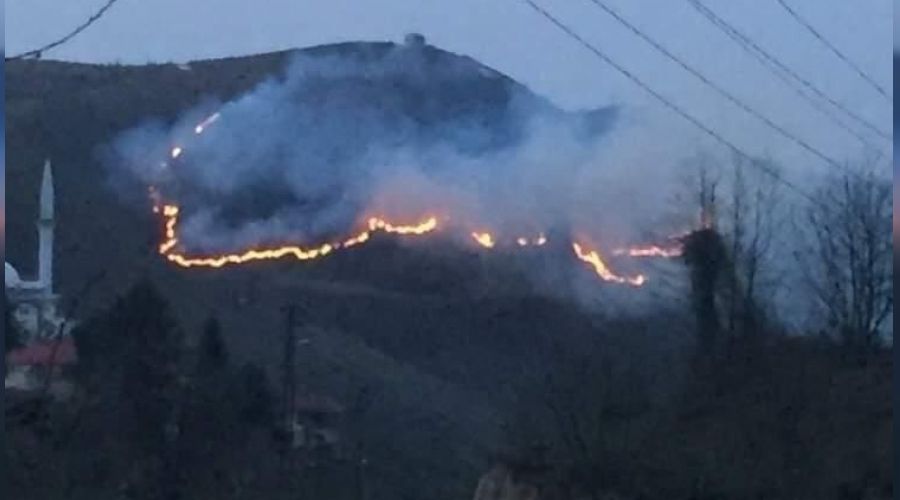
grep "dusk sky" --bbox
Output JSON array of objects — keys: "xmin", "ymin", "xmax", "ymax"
[{"xmin": 6, "ymin": 1, "xmax": 894, "ymax": 184}]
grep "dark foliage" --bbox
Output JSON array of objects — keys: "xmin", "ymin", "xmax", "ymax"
[
  {"xmin": 5, "ymin": 293, "xmax": 23, "ymax": 355},
  {"xmin": 683, "ymin": 228, "xmax": 729, "ymax": 356},
  {"xmin": 198, "ymin": 316, "xmax": 228, "ymax": 372}
]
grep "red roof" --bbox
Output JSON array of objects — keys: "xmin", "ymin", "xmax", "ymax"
[{"xmin": 7, "ymin": 337, "xmax": 78, "ymax": 366}]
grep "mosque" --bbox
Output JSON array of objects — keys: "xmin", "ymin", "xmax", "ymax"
[{"xmin": 5, "ymin": 160, "xmax": 68, "ymax": 341}]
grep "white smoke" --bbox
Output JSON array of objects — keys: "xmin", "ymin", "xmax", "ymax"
[{"xmin": 106, "ymin": 43, "xmax": 638, "ymax": 254}]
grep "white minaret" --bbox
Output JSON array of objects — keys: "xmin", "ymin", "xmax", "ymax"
[{"xmin": 38, "ymin": 159, "xmax": 55, "ymax": 295}]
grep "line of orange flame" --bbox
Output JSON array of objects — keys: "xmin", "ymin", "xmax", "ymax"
[
  {"xmin": 572, "ymin": 242, "xmax": 646, "ymax": 287},
  {"xmin": 156, "ymin": 203, "xmax": 438, "ymax": 269},
  {"xmin": 156, "ymin": 204, "xmax": 646, "ymax": 285},
  {"xmin": 471, "ymin": 232, "xmax": 496, "ymax": 248},
  {"xmin": 612, "ymin": 245, "xmax": 682, "ymax": 258}
]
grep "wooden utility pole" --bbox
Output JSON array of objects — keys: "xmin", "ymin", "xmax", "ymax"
[
  {"xmin": 356, "ymin": 456, "xmax": 369, "ymax": 500},
  {"xmin": 281, "ymin": 305, "xmax": 297, "ymax": 430},
  {"xmin": 279, "ymin": 303, "xmax": 303, "ymax": 474}
]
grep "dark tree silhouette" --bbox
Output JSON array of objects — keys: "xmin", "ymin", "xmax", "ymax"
[
  {"xmin": 198, "ymin": 316, "xmax": 228, "ymax": 373},
  {"xmin": 682, "ymin": 228, "xmax": 728, "ymax": 357},
  {"xmin": 235, "ymin": 363, "xmax": 274, "ymax": 427},
  {"xmin": 800, "ymin": 169, "xmax": 892, "ymax": 350},
  {"xmin": 71, "ymin": 279, "xmax": 185, "ymax": 498}
]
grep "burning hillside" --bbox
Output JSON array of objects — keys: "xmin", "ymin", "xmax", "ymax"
[
  {"xmin": 110, "ymin": 36, "xmax": 681, "ymax": 287},
  {"xmin": 148, "ymin": 110, "xmax": 681, "ymax": 286}
]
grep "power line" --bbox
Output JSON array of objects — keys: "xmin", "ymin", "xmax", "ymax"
[
  {"xmin": 774, "ymin": 0, "xmax": 890, "ymax": 102},
  {"xmin": 583, "ymin": 0, "xmax": 845, "ymax": 171},
  {"xmin": 687, "ymin": 0, "xmax": 891, "ymax": 143},
  {"xmin": 6, "ymin": 0, "xmax": 123, "ymax": 61},
  {"xmin": 689, "ymin": 3, "xmax": 889, "ymax": 148},
  {"xmin": 519, "ymin": 0, "xmax": 816, "ymax": 204}
]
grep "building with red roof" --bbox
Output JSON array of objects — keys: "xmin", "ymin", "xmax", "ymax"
[{"xmin": 5, "ymin": 337, "xmax": 78, "ymax": 397}]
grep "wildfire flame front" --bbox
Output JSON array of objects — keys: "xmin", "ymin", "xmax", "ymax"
[{"xmin": 147, "ymin": 112, "xmax": 690, "ymax": 287}]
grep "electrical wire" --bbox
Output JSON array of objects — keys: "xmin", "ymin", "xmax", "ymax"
[
  {"xmin": 520, "ymin": 0, "xmax": 817, "ymax": 204},
  {"xmin": 774, "ymin": 0, "xmax": 890, "ymax": 101}
]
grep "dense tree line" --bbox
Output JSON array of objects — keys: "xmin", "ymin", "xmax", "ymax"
[
  {"xmin": 497, "ymin": 163, "xmax": 892, "ymax": 500},
  {"xmin": 5, "ymin": 281, "xmax": 285, "ymax": 499}
]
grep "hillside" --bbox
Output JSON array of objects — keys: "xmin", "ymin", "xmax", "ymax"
[
  {"xmin": 5, "ymin": 37, "xmax": 620, "ymax": 295},
  {"xmin": 5, "ymin": 38, "xmax": 636, "ymax": 500},
  {"xmin": 6, "ymin": 40, "xmax": 892, "ymax": 500},
  {"xmin": 4, "ymin": 35, "xmax": 635, "ymax": 396}
]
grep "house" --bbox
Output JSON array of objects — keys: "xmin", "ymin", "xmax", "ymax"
[
  {"xmin": 5, "ymin": 336, "xmax": 78, "ymax": 400},
  {"xmin": 288, "ymin": 391, "xmax": 345, "ymax": 463}
]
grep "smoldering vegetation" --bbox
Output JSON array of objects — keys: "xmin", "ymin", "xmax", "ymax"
[{"xmin": 106, "ymin": 43, "xmax": 619, "ymax": 253}]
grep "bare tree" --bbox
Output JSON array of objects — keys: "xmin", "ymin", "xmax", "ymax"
[
  {"xmin": 671, "ymin": 150, "xmax": 721, "ymax": 230},
  {"xmin": 668, "ymin": 151, "xmax": 721, "ymax": 232},
  {"xmin": 675, "ymin": 151, "xmax": 785, "ymax": 347},
  {"xmin": 721, "ymin": 153, "xmax": 784, "ymax": 336},
  {"xmin": 799, "ymin": 167, "xmax": 892, "ymax": 348}
]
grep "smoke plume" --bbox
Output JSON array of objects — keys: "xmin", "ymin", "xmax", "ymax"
[{"xmin": 106, "ymin": 41, "xmax": 632, "ymax": 254}]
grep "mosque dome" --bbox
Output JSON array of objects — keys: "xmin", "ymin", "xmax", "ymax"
[{"xmin": 5, "ymin": 262, "xmax": 22, "ymax": 289}]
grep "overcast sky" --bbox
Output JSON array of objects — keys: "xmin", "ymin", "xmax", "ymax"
[{"xmin": 6, "ymin": 0, "xmax": 894, "ymax": 181}]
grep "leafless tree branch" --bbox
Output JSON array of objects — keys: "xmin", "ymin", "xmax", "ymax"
[{"xmin": 798, "ymin": 166, "xmax": 892, "ymax": 346}]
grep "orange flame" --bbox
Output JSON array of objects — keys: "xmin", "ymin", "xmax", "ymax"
[
  {"xmin": 368, "ymin": 216, "xmax": 438, "ymax": 235},
  {"xmin": 341, "ymin": 231, "xmax": 371, "ymax": 248},
  {"xmin": 158, "ymin": 205, "xmax": 180, "ymax": 254},
  {"xmin": 572, "ymin": 242, "xmax": 646, "ymax": 287},
  {"xmin": 165, "ymin": 243, "xmax": 337, "ymax": 269},
  {"xmin": 150, "ymin": 112, "xmax": 655, "ymax": 286},
  {"xmin": 612, "ymin": 245, "xmax": 682, "ymax": 258},
  {"xmin": 474, "ymin": 232, "xmax": 545, "ymax": 249},
  {"xmin": 471, "ymin": 232, "xmax": 495, "ymax": 248},
  {"xmin": 158, "ymin": 203, "xmax": 650, "ymax": 285},
  {"xmin": 157, "ymin": 203, "xmax": 438, "ymax": 269},
  {"xmin": 517, "ymin": 234, "xmax": 547, "ymax": 247}
]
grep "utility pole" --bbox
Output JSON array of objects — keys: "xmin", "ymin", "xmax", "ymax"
[
  {"xmin": 282, "ymin": 304, "xmax": 297, "ymax": 431},
  {"xmin": 356, "ymin": 455, "xmax": 369, "ymax": 500},
  {"xmin": 279, "ymin": 303, "xmax": 302, "ymax": 474}
]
